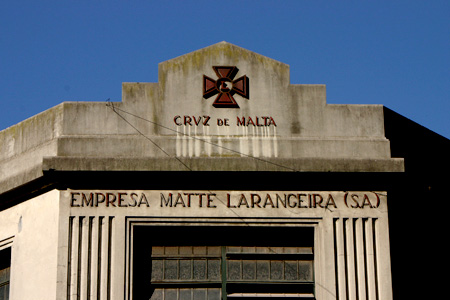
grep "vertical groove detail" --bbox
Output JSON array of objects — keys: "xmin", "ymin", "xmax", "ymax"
[
  {"xmin": 333, "ymin": 218, "xmax": 339, "ymax": 300},
  {"xmin": 352, "ymin": 218, "xmax": 359, "ymax": 300},
  {"xmin": 67, "ymin": 217, "xmax": 74, "ymax": 300},
  {"xmin": 97, "ymin": 217, "xmax": 103, "ymax": 300},
  {"xmin": 362, "ymin": 219, "xmax": 369, "ymax": 300},
  {"xmin": 67, "ymin": 216, "xmax": 114, "ymax": 300},
  {"xmin": 86, "ymin": 217, "xmax": 93, "ymax": 300},
  {"xmin": 334, "ymin": 218, "xmax": 380, "ymax": 300},
  {"xmin": 372, "ymin": 219, "xmax": 379, "ymax": 300},
  {"xmin": 107, "ymin": 217, "xmax": 113, "ymax": 300}
]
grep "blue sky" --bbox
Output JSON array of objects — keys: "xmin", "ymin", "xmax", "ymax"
[{"xmin": 1, "ymin": 1, "xmax": 449, "ymax": 138}]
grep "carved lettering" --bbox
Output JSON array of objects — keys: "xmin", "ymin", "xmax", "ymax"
[
  {"xmin": 71, "ymin": 192, "xmax": 80, "ymax": 207},
  {"xmin": 207, "ymin": 194, "xmax": 216, "ymax": 208},
  {"xmin": 82, "ymin": 193, "xmax": 93, "ymax": 207},
  {"xmin": 237, "ymin": 116, "xmax": 277, "ymax": 127},
  {"xmin": 251, "ymin": 194, "xmax": 262, "ymax": 208},
  {"xmin": 174, "ymin": 193, "xmax": 187, "ymax": 207},
  {"xmin": 71, "ymin": 192, "xmax": 149, "ymax": 208},
  {"xmin": 129, "ymin": 193, "xmax": 138, "ymax": 207},
  {"xmin": 287, "ymin": 194, "xmax": 297, "ymax": 208},
  {"xmin": 174, "ymin": 115, "xmax": 212, "ymax": 126},
  {"xmin": 161, "ymin": 193, "xmax": 173, "ymax": 207},
  {"xmin": 70, "ymin": 191, "xmax": 381, "ymax": 210},
  {"xmin": 138, "ymin": 193, "xmax": 150, "ymax": 207},
  {"xmin": 227, "ymin": 193, "xmax": 236, "ymax": 208},
  {"xmin": 263, "ymin": 194, "xmax": 275, "ymax": 208},
  {"xmin": 238, "ymin": 194, "xmax": 250, "ymax": 208},
  {"xmin": 344, "ymin": 192, "xmax": 380, "ymax": 209},
  {"xmin": 95, "ymin": 193, "xmax": 106, "ymax": 206},
  {"xmin": 325, "ymin": 194, "xmax": 337, "ymax": 209},
  {"xmin": 203, "ymin": 116, "xmax": 211, "ymax": 126},
  {"xmin": 174, "ymin": 115, "xmax": 277, "ymax": 127}
]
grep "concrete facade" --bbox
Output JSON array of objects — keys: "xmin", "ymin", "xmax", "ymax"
[
  {"xmin": 0, "ymin": 42, "xmax": 402, "ymax": 195},
  {"xmin": 0, "ymin": 42, "xmax": 428, "ymax": 300}
]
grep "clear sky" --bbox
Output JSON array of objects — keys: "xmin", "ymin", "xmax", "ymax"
[{"xmin": 1, "ymin": 1, "xmax": 449, "ymax": 138}]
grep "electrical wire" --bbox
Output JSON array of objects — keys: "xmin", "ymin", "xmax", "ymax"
[{"xmin": 106, "ymin": 100, "xmax": 296, "ymax": 172}]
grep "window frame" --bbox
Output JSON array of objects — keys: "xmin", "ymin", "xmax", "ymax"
[
  {"xmin": 127, "ymin": 218, "xmax": 318, "ymax": 300},
  {"xmin": 0, "ymin": 238, "xmax": 12, "ymax": 300}
]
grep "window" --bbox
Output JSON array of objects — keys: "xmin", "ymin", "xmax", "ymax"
[
  {"xmin": 133, "ymin": 226, "xmax": 314, "ymax": 300},
  {"xmin": 0, "ymin": 248, "xmax": 11, "ymax": 300}
]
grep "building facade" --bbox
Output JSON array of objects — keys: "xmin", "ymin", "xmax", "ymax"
[{"xmin": 0, "ymin": 42, "xmax": 448, "ymax": 300}]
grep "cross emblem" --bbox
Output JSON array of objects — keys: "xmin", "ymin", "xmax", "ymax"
[{"xmin": 203, "ymin": 66, "xmax": 249, "ymax": 108}]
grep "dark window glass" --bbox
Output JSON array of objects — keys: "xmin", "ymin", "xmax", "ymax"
[
  {"xmin": 134, "ymin": 226, "xmax": 315, "ymax": 300},
  {"xmin": 0, "ymin": 248, "xmax": 11, "ymax": 300}
]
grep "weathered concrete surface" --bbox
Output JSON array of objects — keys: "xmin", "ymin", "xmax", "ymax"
[{"xmin": 0, "ymin": 42, "xmax": 404, "ymax": 195}]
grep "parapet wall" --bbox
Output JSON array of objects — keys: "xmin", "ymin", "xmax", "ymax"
[{"xmin": 0, "ymin": 42, "xmax": 404, "ymax": 194}]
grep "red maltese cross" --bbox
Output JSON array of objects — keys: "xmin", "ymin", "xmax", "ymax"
[{"xmin": 203, "ymin": 66, "xmax": 249, "ymax": 108}]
